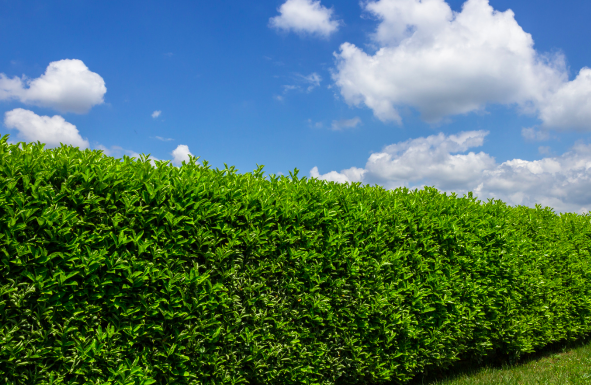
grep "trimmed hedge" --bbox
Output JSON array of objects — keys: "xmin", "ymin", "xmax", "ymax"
[{"xmin": 1, "ymin": 134, "xmax": 590, "ymax": 384}]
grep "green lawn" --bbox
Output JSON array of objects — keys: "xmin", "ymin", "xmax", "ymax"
[{"xmin": 406, "ymin": 336, "xmax": 591, "ymax": 385}]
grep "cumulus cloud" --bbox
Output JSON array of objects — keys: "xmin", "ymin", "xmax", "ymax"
[
  {"xmin": 269, "ymin": 0, "xmax": 341, "ymax": 38},
  {"xmin": 0, "ymin": 59, "xmax": 106, "ymax": 114},
  {"xmin": 4, "ymin": 108, "xmax": 89, "ymax": 149},
  {"xmin": 537, "ymin": 67, "xmax": 591, "ymax": 130},
  {"xmin": 171, "ymin": 144, "xmax": 195, "ymax": 167},
  {"xmin": 310, "ymin": 130, "xmax": 591, "ymax": 215},
  {"xmin": 331, "ymin": 0, "xmax": 590, "ymax": 131},
  {"xmin": 152, "ymin": 110, "xmax": 162, "ymax": 118},
  {"xmin": 331, "ymin": 116, "xmax": 362, "ymax": 130}
]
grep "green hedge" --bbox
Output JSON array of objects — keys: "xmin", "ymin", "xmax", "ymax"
[{"xmin": 1, "ymin": 134, "xmax": 590, "ymax": 384}]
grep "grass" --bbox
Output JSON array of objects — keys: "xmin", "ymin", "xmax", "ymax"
[{"xmin": 404, "ymin": 335, "xmax": 591, "ymax": 385}]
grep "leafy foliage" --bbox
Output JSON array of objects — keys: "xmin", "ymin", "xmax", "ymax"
[{"xmin": 1, "ymin": 134, "xmax": 590, "ymax": 384}]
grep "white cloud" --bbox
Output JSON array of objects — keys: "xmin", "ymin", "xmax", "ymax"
[
  {"xmin": 538, "ymin": 146, "xmax": 552, "ymax": 155},
  {"xmin": 297, "ymin": 72, "xmax": 322, "ymax": 92},
  {"xmin": 283, "ymin": 85, "xmax": 300, "ymax": 93},
  {"xmin": 311, "ymin": 165, "xmax": 367, "ymax": 185},
  {"xmin": 307, "ymin": 118, "xmax": 323, "ymax": 128},
  {"xmin": 310, "ymin": 130, "xmax": 591, "ymax": 215},
  {"xmin": 0, "ymin": 59, "xmax": 106, "ymax": 114},
  {"xmin": 171, "ymin": 144, "xmax": 195, "ymax": 167},
  {"xmin": 521, "ymin": 127, "xmax": 550, "ymax": 141},
  {"xmin": 282, "ymin": 72, "xmax": 322, "ymax": 95},
  {"xmin": 154, "ymin": 136, "xmax": 173, "ymax": 142},
  {"xmin": 4, "ymin": 108, "xmax": 89, "ymax": 149},
  {"xmin": 332, "ymin": 0, "xmax": 590, "ymax": 131},
  {"xmin": 269, "ymin": 0, "xmax": 341, "ymax": 38},
  {"xmin": 331, "ymin": 116, "xmax": 362, "ymax": 130},
  {"xmin": 152, "ymin": 110, "xmax": 162, "ymax": 118},
  {"xmin": 537, "ymin": 67, "xmax": 591, "ymax": 130}
]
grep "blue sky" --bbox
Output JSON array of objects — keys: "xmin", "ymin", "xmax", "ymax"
[{"xmin": 1, "ymin": 0, "xmax": 591, "ymax": 216}]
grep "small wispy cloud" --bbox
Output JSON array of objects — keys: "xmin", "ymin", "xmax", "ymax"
[
  {"xmin": 282, "ymin": 85, "xmax": 299, "ymax": 93},
  {"xmin": 154, "ymin": 136, "xmax": 173, "ymax": 142},
  {"xmin": 331, "ymin": 117, "xmax": 361, "ymax": 131},
  {"xmin": 522, "ymin": 127, "xmax": 550, "ymax": 141},
  {"xmin": 296, "ymin": 72, "xmax": 321, "ymax": 92},
  {"xmin": 307, "ymin": 118, "xmax": 323, "ymax": 128},
  {"xmin": 263, "ymin": 56, "xmax": 285, "ymax": 66},
  {"xmin": 538, "ymin": 146, "xmax": 553, "ymax": 155},
  {"xmin": 152, "ymin": 110, "xmax": 162, "ymax": 118},
  {"xmin": 280, "ymin": 72, "xmax": 322, "ymax": 96},
  {"xmin": 273, "ymin": 95, "xmax": 284, "ymax": 101}
]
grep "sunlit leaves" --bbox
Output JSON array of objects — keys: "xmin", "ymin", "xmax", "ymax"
[{"xmin": 0, "ymin": 134, "xmax": 591, "ymax": 384}]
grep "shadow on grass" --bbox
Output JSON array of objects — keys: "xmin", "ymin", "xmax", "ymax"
[{"xmin": 402, "ymin": 334, "xmax": 591, "ymax": 385}]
